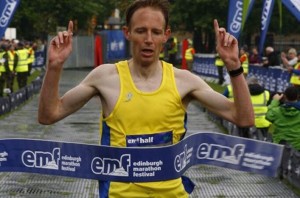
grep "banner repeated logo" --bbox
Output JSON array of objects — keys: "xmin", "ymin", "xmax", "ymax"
[
  {"xmin": 258, "ymin": 0, "xmax": 275, "ymax": 56},
  {"xmin": 0, "ymin": 0, "xmax": 20, "ymax": 38},
  {"xmin": 227, "ymin": 0, "xmax": 243, "ymax": 39},
  {"xmin": 0, "ymin": 132, "xmax": 283, "ymax": 182},
  {"xmin": 227, "ymin": 0, "xmax": 255, "ymax": 39}
]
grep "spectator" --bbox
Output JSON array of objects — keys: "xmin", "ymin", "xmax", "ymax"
[
  {"xmin": 249, "ymin": 46, "xmax": 261, "ymax": 66},
  {"xmin": 281, "ymin": 48, "xmax": 298, "ymax": 68},
  {"xmin": 184, "ymin": 39, "xmax": 195, "ymax": 71},
  {"xmin": 0, "ymin": 44, "xmax": 13, "ymax": 96},
  {"xmin": 262, "ymin": 46, "xmax": 280, "ymax": 68},
  {"xmin": 287, "ymin": 54, "xmax": 300, "ymax": 88},
  {"xmin": 215, "ymin": 53, "xmax": 225, "ymax": 85},
  {"xmin": 266, "ymin": 86, "xmax": 300, "ymax": 150},
  {"xmin": 239, "ymin": 46, "xmax": 249, "ymax": 76},
  {"xmin": 7, "ymin": 44, "xmax": 17, "ymax": 93},
  {"xmin": 15, "ymin": 42, "xmax": 29, "ymax": 89},
  {"xmin": 25, "ymin": 41, "xmax": 36, "ymax": 76},
  {"xmin": 167, "ymin": 36, "xmax": 178, "ymax": 66},
  {"xmin": 0, "ymin": 45, "xmax": 6, "ymax": 97},
  {"xmin": 247, "ymin": 76, "xmax": 271, "ymax": 141}
]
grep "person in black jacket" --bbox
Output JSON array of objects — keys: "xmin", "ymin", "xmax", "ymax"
[{"xmin": 262, "ymin": 46, "xmax": 280, "ymax": 68}]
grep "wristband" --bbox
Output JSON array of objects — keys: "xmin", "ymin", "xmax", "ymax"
[{"xmin": 228, "ymin": 66, "xmax": 244, "ymax": 77}]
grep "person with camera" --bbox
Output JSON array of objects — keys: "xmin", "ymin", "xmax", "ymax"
[{"xmin": 266, "ymin": 86, "xmax": 300, "ymax": 150}]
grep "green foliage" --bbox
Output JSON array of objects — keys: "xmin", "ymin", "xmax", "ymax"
[
  {"xmin": 9, "ymin": 0, "xmax": 300, "ymax": 44},
  {"xmin": 10, "ymin": 0, "xmax": 120, "ymax": 40}
]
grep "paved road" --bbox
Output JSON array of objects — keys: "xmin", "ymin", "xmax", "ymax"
[{"xmin": 0, "ymin": 69, "xmax": 298, "ymax": 198}]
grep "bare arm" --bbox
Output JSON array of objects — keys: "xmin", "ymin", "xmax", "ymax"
[
  {"xmin": 213, "ymin": 19, "xmax": 254, "ymax": 126},
  {"xmin": 38, "ymin": 21, "xmax": 96, "ymax": 124},
  {"xmin": 180, "ymin": 20, "xmax": 254, "ymax": 127}
]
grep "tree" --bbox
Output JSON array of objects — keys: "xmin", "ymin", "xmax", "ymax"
[
  {"xmin": 10, "ymin": 0, "xmax": 117, "ymax": 40},
  {"xmin": 169, "ymin": 0, "xmax": 300, "ymax": 53}
]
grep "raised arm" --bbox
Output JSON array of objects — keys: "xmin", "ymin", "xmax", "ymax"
[
  {"xmin": 213, "ymin": 19, "xmax": 254, "ymax": 126},
  {"xmin": 38, "ymin": 21, "xmax": 96, "ymax": 125},
  {"xmin": 181, "ymin": 20, "xmax": 254, "ymax": 127}
]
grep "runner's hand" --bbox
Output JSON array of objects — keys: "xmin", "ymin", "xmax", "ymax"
[
  {"xmin": 214, "ymin": 19, "xmax": 240, "ymax": 70},
  {"xmin": 48, "ymin": 21, "xmax": 73, "ymax": 68}
]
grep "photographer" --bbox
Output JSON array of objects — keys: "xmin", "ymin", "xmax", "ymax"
[{"xmin": 266, "ymin": 86, "xmax": 300, "ymax": 150}]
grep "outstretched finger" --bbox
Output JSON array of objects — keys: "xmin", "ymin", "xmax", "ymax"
[
  {"xmin": 68, "ymin": 21, "xmax": 73, "ymax": 34},
  {"xmin": 213, "ymin": 19, "xmax": 219, "ymax": 43}
]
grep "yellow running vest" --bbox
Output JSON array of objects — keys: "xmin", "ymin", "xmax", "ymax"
[{"xmin": 99, "ymin": 60, "xmax": 188, "ymax": 197}]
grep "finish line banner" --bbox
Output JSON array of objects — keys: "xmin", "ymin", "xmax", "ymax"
[{"xmin": 0, "ymin": 132, "xmax": 283, "ymax": 182}]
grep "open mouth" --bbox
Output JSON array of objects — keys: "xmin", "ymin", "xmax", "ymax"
[{"xmin": 141, "ymin": 49, "xmax": 154, "ymax": 57}]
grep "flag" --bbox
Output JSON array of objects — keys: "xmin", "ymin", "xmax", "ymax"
[
  {"xmin": 0, "ymin": 0, "xmax": 20, "ymax": 38},
  {"xmin": 242, "ymin": 0, "xmax": 256, "ymax": 30},
  {"xmin": 258, "ymin": 0, "xmax": 275, "ymax": 56},
  {"xmin": 227, "ymin": 0, "xmax": 244, "ymax": 39},
  {"xmin": 227, "ymin": 0, "xmax": 255, "ymax": 39},
  {"xmin": 281, "ymin": 0, "xmax": 300, "ymax": 22}
]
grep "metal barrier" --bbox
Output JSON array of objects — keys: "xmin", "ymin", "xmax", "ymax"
[
  {"xmin": 0, "ymin": 76, "xmax": 43, "ymax": 116},
  {"xmin": 193, "ymin": 54, "xmax": 291, "ymax": 93}
]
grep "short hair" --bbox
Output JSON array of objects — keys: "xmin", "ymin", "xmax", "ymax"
[
  {"xmin": 247, "ymin": 76, "xmax": 259, "ymax": 85},
  {"xmin": 284, "ymin": 86, "xmax": 299, "ymax": 101},
  {"xmin": 288, "ymin": 48, "xmax": 297, "ymax": 55},
  {"xmin": 266, "ymin": 46, "xmax": 274, "ymax": 52},
  {"xmin": 125, "ymin": 0, "xmax": 170, "ymax": 30}
]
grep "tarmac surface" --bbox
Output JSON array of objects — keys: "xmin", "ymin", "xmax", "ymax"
[{"xmin": 0, "ymin": 69, "xmax": 299, "ymax": 198}]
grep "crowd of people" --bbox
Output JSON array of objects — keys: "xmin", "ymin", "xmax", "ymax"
[
  {"xmin": 221, "ymin": 44, "xmax": 300, "ymax": 151},
  {"xmin": 0, "ymin": 39, "xmax": 37, "ymax": 97}
]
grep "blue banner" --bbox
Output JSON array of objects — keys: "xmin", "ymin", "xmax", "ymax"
[
  {"xmin": 282, "ymin": 0, "xmax": 300, "ymax": 22},
  {"xmin": 227, "ymin": 0, "xmax": 244, "ymax": 39},
  {"xmin": 0, "ymin": 0, "xmax": 20, "ymax": 38},
  {"xmin": 0, "ymin": 132, "xmax": 283, "ymax": 182},
  {"xmin": 258, "ymin": 0, "xmax": 275, "ymax": 56},
  {"xmin": 227, "ymin": 0, "xmax": 255, "ymax": 39},
  {"xmin": 104, "ymin": 30, "xmax": 126, "ymax": 62},
  {"xmin": 32, "ymin": 50, "xmax": 47, "ymax": 68}
]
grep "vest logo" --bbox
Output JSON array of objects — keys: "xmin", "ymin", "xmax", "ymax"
[
  {"xmin": 91, "ymin": 154, "xmax": 131, "ymax": 176},
  {"xmin": 197, "ymin": 143, "xmax": 245, "ymax": 165},
  {"xmin": 0, "ymin": 0, "xmax": 18, "ymax": 27},
  {"xmin": 125, "ymin": 92, "xmax": 133, "ymax": 102},
  {"xmin": 174, "ymin": 144, "xmax": 193, "ymax": 172},
  {"xmin": 22, "ymin": 148, "xmax": 60, "ymax": 170}
]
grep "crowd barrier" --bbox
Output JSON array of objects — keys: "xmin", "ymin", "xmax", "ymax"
[
  {"xmin": 192, "ymin": 53, "xmax": 300, "ymax": 189},
  {"xmin": 193, "ymin": 54, "xmax": 291, "ymax": 93},
  {"xmin": 208, "ymin": 110, "xmax": 300, "ymax": 189},
  {"xmin": 0, "ymin": 75, "xmax": 43, "ymax": 116}
]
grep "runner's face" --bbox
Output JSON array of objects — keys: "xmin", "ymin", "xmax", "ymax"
[{"xmin": 124, "ymin": 7, "xmax": 170, "ymax": 66}]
